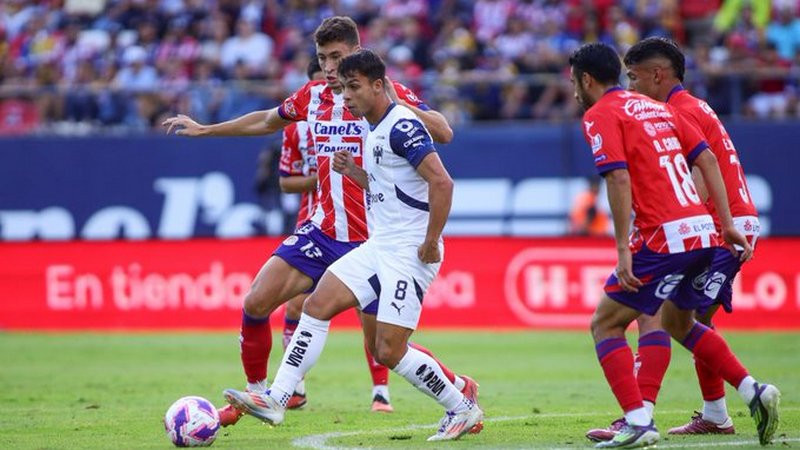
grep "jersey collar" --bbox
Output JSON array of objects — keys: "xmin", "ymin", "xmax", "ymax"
[
  {"xmin": 370, "ymin": 102, "xmax": 397, "ymax": 131},
  {"xmin": 665, "ymin": 84, "xmax": 685, "ymax": 103},
  {"xmin": 604, "ymin": 86, "xmax": 624, "ymax": 96}
]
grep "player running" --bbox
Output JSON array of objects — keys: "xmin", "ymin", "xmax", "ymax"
[
  {"xmin": 586, "ymin": 37, "xmax": 765, "ymax": 442},
  {"xmin": 163, "ymin": 16, "xmax": 479, "ymax": 428},
  {"xmin": 222, "ymin": 49, "xmax": 484, "ymax": 441},
  {"xmin": 278, "ymin": 57, "xmax": 394, "ymax": 412},
  {"xmin": 569, "ymin": 42, "xmax": 779, "ymax": 448}
]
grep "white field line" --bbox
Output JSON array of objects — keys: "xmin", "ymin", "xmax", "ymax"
[{"xmin": 292, "ymin": 407, "xmax": 800, "ymax": 450}]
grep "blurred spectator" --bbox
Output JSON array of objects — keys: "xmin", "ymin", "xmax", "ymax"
[
  {"xmin": 766, "ymin": 6, "xmax": 800, "ymax": 61},
  {"xmin": 220, "ymin": 19, "xmax": 273, "ymax": 75},
  {"xmin": 746, "ymin": 43, "xmax": 793, "ymax": 119},
  {"xmin": 569, "ymin": 177, "xmax": 609, "ymax": 236}
]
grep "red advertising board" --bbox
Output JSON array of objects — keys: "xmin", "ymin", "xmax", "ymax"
[{"xmin": 1, "ymin": 237, "xmax": 798, "ymax": 330}]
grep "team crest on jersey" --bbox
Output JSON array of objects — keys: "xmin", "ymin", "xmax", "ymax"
[
  {"xmin": 373, "ymin": 144, "xmax": 384, "ymax": 164},
  {"xmin": 643, "ymin": 121, "xmax": 657, "ymax": 137},
  {"xmin": 284, "ymin": 101, "xmax": 297, "ymax": 119},
  {"xmin": 584, "ymin": 121, "xmax": 603, "ymax": 153}
]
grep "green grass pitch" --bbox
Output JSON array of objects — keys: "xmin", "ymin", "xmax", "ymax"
[{"xmin": 1, "ymin": 330, "xmax": 797, "ymax": 449}]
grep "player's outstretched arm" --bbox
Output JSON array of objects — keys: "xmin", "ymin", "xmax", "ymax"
[
  {"xmin": 604, "ymin": 168, "xmax": 643, "ymax": 293},
  {"xmin": 163, "ymin": 108, "xmax": 291, "ymax": 137},
  {"xmin": 332, "ymin": 150, "xmax": 369, "ymax": 189},
  {"xmin": 693, "ymin": 150, "xmax": 753, "ymax": 262},
  {"xmin": 385, "ymin": 79, "xmax": 453, "ymax": 144},
  {"xmin": 416, "ymin": 153, "xmax": 453, "ymax": 264},
  {"xmin": 279, "ymin": 175, "xmax": 317, "ymax": 193}
]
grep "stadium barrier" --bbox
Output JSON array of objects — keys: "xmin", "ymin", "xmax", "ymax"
[
  {"xmin": 2, "ymin": 237, "xmax": 798, "ymax": 330},
  {"xmin": 1, "ymin": 121, "xmax": 800, "ymax": 238}
]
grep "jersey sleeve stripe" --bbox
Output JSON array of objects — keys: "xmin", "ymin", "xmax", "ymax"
[
  {"xmin": 596, "ymin": 161, "xmax": 628, "ymax": 175},
  {"xmin": 417, "ymin": 103, "xmax": 431, "ymax": 111},
  {"xmin": 395, "ymin": 185, "xmax": 430, "ymax": 211},
  {"xmin": 687, "ymin": 141, "xmax": 710, "ymax": 165},
  {"xmin": 279, "ymin": 170, "xmax": 293, "ymax": 177}
]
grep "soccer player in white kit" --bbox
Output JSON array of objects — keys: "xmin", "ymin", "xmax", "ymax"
[{"xmin": 223, "ymin": 49, "xmax": 484, "ymax": 441}]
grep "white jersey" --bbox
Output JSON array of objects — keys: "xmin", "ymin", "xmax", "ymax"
[{"xmin": 364, "ymin": 103, "xmax": 437, "ymax": 247}]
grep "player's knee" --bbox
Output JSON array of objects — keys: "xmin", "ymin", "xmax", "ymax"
[
  {"xmin": 374, "ymin": 341, "xmax": 402, "ymax": 369},
  {"xmin": 243, "ymin": 290, "xmax": 271, "ymax": 317},
  {"xmin": 301, "ymin": 294, "xmax": 333, "ymax": 321},
  {"xmin": 660, "ymin": 315, "xmax": 691, "ymax": 341},
  {"xmin": 590, "ymin": 311, "xmax": 605, "ymax": 342},
  {"xmin": 285, "ymin": 298, "xmax": 302, "ymax": 320}
]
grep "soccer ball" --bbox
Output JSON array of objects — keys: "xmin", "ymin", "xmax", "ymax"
[{"xmin": 164, "ymin": 396, "xmax": 220, "ymax": 447}]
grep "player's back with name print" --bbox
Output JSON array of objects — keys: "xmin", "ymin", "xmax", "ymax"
[
  {"xmin": 584, "ymin": 88, "xmax": 716, "ymax": 254},
  {"xmin": 365, "ymin": 103, "xmax": 437, "ymax": 246}
]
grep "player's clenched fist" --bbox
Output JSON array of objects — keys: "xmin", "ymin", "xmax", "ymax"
[
  {"xmin": 332, "ymin": 150, "xmax": 355, "ymax": 176},
  {"xmin": 418, "ymin": 239, "xmax": 441, "ymax": 264},
  {"xmin": 162, "ymin": 114, "xmax": 207, "ymax": 136},
  {"xmin": 722, "ymin": 225, "xmax": 754, "ymax": 262}
]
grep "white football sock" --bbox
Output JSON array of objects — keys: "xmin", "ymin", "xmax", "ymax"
[
  {"xmin": 737, "ymin": 375, "xmax": 757, "ymax": 404},
  {"xmin": 294, "ymin": 379, "xmax": 306, "ymax": 395},
  {"xmin": 453, "ymin": 376, "xmax": 466, "ymax": 391},
  {"xmin": 702, "ymin": 398, "xmax": 729, "ymax": 424},
  {"xmin": 643, "ymin": 400, "xmax": 655, "ymax": 418},
  {"xmin": 269, "ymin": 313, "xmax": 330, "ymax": 408},
  {"xmin": 392, "ymin": 347, "xmax": 468, "ymax": 412},
  {"xmin": 624, "ymin": 407, "xmax": 651, "ymax": 427},
  {"xmin": 372, "ymin": 384, "xmax": 389, "ymax": 401},
  {"xmin": 247, "ymin": 380, "xmax": 268, "ymax": 394}
]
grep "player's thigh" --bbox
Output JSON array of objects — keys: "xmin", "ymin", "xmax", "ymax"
[
  {"xmin": 284, "ymin": 294, "xmax": 307, "ymax": 321},
  {"xmin": 374, "ymin": 321, "xmax": 415, "ymax": 368},
  {"xmin": 303, "ymin": 270, "xmax": 360, "ymax": 321},
  {"xmin": 375, "ymin": 245, "xmax": 440, "ymax": 333},
  {"xmin": 245, "ymin": 255, "xmax": 313, "ymax": 315},
  {"xmin": 591, "ymin": 294, "xmax": 641, "ymax": 343},
  {"xmin": 309, "ymin": 243, "xmax": 379, "ymax": 320}
]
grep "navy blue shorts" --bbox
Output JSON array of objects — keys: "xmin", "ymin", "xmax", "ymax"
[
  {"xmin": 695, "ymin": 247, "xmax": 743, "ymax": 315},
  {"xmin": 604, "ymin": 245, "xmax": 715, "ymax": 316},
  {"xmin": 273, "ymin": 222, "xmax": 362, "ymax": 292}
]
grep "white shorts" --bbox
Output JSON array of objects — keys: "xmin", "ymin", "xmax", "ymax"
[{"xmin": 328, "ymin": 239, "xmax": 442, "ymax": 330}]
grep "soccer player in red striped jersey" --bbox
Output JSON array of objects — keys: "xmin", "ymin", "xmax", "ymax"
[
  {"xmin": 569, "ymin": 42, "xmax": 779, "ymax": 448},
  {"xmin": 164, "ymin": 16, "xmax": 479, "ymax": 429},
  {"xmin": 277, "ymin": 58, "xmax": 394, "ymax": 412}
]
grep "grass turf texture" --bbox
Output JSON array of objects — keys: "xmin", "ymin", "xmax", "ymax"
[{"xmin": 0, "ymin": 331, "xmax": 797, "ymax": 449}]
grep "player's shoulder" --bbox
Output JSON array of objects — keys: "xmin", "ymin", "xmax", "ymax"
[{"xmin": 391, "ymin": 80, "xmax": 427, "ymax": 106}]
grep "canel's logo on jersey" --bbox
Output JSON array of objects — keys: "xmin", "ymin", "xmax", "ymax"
[{"xmin": 313, "ymin": 122, "xmax": 363, "ymax": 137}]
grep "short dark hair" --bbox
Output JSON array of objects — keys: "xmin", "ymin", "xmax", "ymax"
[
  {"xmin": 306, "ymin": 57, "xmax": 321, "ymax": 79},
  {"xmin": 314, "ymin": 16, "xmax": 360, "ymax": 47},
  {"xmin": 338, "ymin": 49, "xmax": 385, "ymax": 82},
  {"xmin": 568, "ymin": 42, "xmax": 621, "ymax": 85},
  {"xmin": 624, "ymin": 37, "xmax": 685, "ymax": 82}
]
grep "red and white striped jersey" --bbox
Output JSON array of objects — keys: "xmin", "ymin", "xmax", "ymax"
[
  {"xmin": 278, "ymin": 121, "xmax": 317, "ymax": 226},
  {"xmin": 278, "ymin": 79, "xmax": 429, "ymax": 242}
]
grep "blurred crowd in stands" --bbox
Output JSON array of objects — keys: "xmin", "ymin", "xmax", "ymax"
[{"xmin": 2, "ymin": 0, "xmax": 800, "ymax": 134}]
